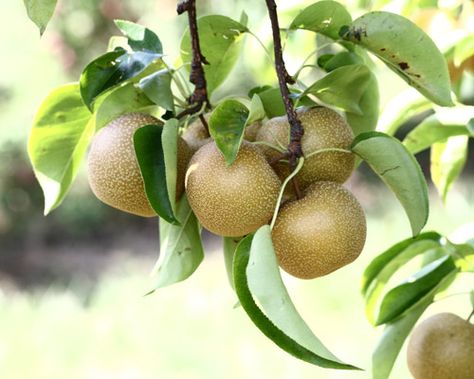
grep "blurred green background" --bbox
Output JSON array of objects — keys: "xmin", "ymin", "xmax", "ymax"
[{"xmin": 0, "ymin": 0, "xmax": 473, "ymax": 378}]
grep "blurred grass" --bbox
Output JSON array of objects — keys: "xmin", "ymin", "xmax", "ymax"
[{"xmin": 0, "ymin": 183, "xmax": 473, "ymax": 379}]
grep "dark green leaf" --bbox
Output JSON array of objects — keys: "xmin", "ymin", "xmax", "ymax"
[
  {"xmin": 79, "ymin": 49, "xmax": 127, "ymax": 110},
  {"xmin": 138, "ymin": 69, "xmax": 174, "ymax": 111},
  {"xmin": 372, "ymin": 272, "xmax": 456, "ymax": 379},
  {"xmin": 223, "ymin": 237, "xmax": 240, "ymax": 290},
  {"xmin": 149, "ymin": 196, "xmax": 204, "ymax": 292},
  {"xmin": 304, "ymin": 64, "xmax": 371, "ymax": 114},
  {"xmin": 352, "ymin": 132, "xmax": 429, "ymax": 235},
  {"xmin": 133, "ymin": 124, "xmax": 178, "ymax": 224},
  {"xmin": 94, "ymin": 83, "xmax": 155, "ymax": 131},
  {"xmin": 362, "ymin": 232, "xmax": 442, "ymax": 295},
  {"xmin": 23, "ymin": 0, "xmax": 57, "ymax": 35},
  {"xmin": 28, "ymin": 83, "xmax": 94, "ymax": 214},
  {"xmin": 290, "ymin": 0, "xmax": 352, "ymax": 40},
  {"xmin": 403, "ymin": 115, "xmax": 469, "ymax": 154},
  {"xmin": 375, "ymin": 255, "xmax": 457, "ymax": 325},
  {"xmin": 431, "ymin": 136, "xmax": 468, "ymax": 201},
  {"xmin": 257, "ymin": 87, "xmax": 286, "ymax": 118},
  {"xmin": 80, "ymin": 50, "xmax": 163, "ymax": 110},
  {"xmin": 209, "ymin": 99, "xmax": 249, "ymax": 165},
  {"xmin": 342, "ymin": 11, "xmax": 453, "ymax": 106},
  {"xmin": 233, "ymin": 229, "xmax": 359, "ymax": 370},
  {"xmin": 181, "ymin": 15, "xmax": 247, "ymax": 95},
  {"xmin": 319, "ymin": 51, "xmax": 364, "ymax": 72},
  {"xmin": 115, "ymin": 20, "xmax": 163, "ymax": 53}
]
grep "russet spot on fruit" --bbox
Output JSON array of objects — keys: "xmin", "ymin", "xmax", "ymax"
[
  {"xmin": 185, "ymin": 140, "xmax": 281, "ymax": 237},
  {"xmin": 87, "ymin": 112, "xmax": 191, "ymax": 217},
  {"xmin": 407, "ymin": 313, "xmax": 474, "ymax": 379},
  {"xmin": 256, "ymin": 106, "xmax": 355, "ymax": 189},
  {"xmin": 272, "ymin": 181, "xmax": 366, "ymax": 279}
]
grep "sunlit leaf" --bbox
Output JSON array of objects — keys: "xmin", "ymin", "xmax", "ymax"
[
  {"xmin": 138, "ymin": 69, "xmax": 174, "ymax": 111},
  {"xmin": 233, "ymin": 229, "xmax": 359, "ymax": 370},
  {"xmin": 115, "ymin": 20, "xmax": 163, "ymax": 54},
  {"xmin": 342, "ymin": 11, "xmax": 453, "ymax": 106},
  {"xmin": 352, "ymin": 132, "xmax": 429, "ymax": 235},
  {"xmin": 28, "ymin": 83, "xmax": 94, "ymax": 214},
  {"xmin": 290, "ymin": 0, "xmax": 352, "ymax": 40},
  {"xmin": 149, "ymin": 196, "xmax": 204, "ymax": 292},
  {"xmin": 431, "ymin": 135, "xmax": 469, "ymax": 201},
  {"xmin": 23, "ymin": 0, "xmax": 57, "ymax": 35}
]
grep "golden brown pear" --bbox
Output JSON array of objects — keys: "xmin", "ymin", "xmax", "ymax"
[
  {"xmin": 407, "ymin": 313, "xmax": 474, "ymax": 379},
  {"xmin": 185, "ymin": 141, "xmax": 281, "ymax": 237},
  {"xmin": 256, "ymin": 107, "xmax": 355, "ymax": 189},
  {"xmin": 272, "ymin": 181, "xmax": 366, "ymax": 279},
  {"xmin": 88, "ymin": 113, "xmax": 191, "ymax": 217}
]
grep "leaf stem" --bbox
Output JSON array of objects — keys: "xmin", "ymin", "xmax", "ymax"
[
  {"xmin": 305, "ymin": 147, "xmax": 352, "ymax": 159},
  {"xmin": 264, "ymin": 0, "xmax": 304, "ymax": 196},
  {"xmin": 270, "ymin": 157, "xmax": 304, "ymax": 230},
  {"xmin": 176, "ymin": 0, "xmax": 210, "ymax": 119}
]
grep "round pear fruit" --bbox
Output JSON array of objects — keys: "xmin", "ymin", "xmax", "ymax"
[
  {"xmin": 407, "ymin": 312, "xmax": 474, "ymax": 379},
  {"xmin": 185, "ymin": 141, "xmax": 281, "ymax": 237},
  {"xmin": 256, "ymin": 106, "xmax": 355, "ymax": 189},
  {"xmin": 183, "ymin": 114, "xmax": 262, "ymax": 153},
  {"xmin": 88, "ymin": 113, "xmax": 191, "ymax": 217},
  {"xmin": 272, "ymin": 181, "xmax": 366, "ymax": 279}
]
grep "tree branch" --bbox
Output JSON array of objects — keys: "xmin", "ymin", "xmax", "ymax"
[
  {"xmin": 176, "ymin": 0, "xmax": 210, "ymax": 129},
  {"xmin": 265, "ymin": 0, "xmax": 304, "ymax": 197}
]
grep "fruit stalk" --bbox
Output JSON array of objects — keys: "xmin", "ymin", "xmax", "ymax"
[
  {"xmin": 264, "ymin": 0, "xmax": 304, "ymax": 198},
  {"xmin": 176, "ymin": 0, "xmax": 210, "ymax": 129}
]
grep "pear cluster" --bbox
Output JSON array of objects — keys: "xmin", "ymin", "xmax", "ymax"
[{"xmin": 87, "ymin": 107, "xmax": 366, "ymax": 279}]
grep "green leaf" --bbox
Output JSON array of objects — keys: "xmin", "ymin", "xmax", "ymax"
[
  {"xmin": 365, "ymin": 241, "xmax": 444, "ymax": 325},
  {"xmin": 377, "ymin": 89, "xmax": 431, "ymax": 136},
  {"xmin": 342, "ymin": 11, "xmax": 453, "ymax": 106},
  {"xmin": 304, "ymin": 64, "xmax": 371, "ymax": 114},
  {"xmin": 352, "ymin": 132, "xmax": 429, "ymax": 236},
  {"xmin": 346, "ymin": 72, "xmax": 379, "ymax": 136},
  {"xmin": 362, "ymin": 232, "xmax": 442, "ymax": 295},
  {"xmin": 247, "ymin": 94, "xmax": 266, "ymax": 125},
  {"xmin": 181, "ymin": 15, "xmax": 247, "ymax": 95},
  {"xmin": 403, "ymin": 115, "xmax": 469, "ymax": 154},
  {"xmin": 375, "ymin": 255, "xmax": 457, "ymax": 325},
  {"xmin": 28, "ymin": 83, "xmax": 94, "ymax": 214},
  {"xmin": 372, "ymin": 271, "xmax": 456, "ymax": 379},
  {"xmin": 149, "ymin": 196, "xmax": 204, "ymax": 292},
  {"xmin": 133, "ymin": 124, "xmax": 178, "ymax": 224},
  {"xmin": 138, "ymin": 69, "xmax": 174, "ymax": 111},
  {"xmin": 256, "ymin": 87, "xmax": 286, "ymax": 118},
  {"xmin": 94, "ymin": 83, "xmax": 155, "ymax": 131},
  {"xmin": 209, "ymin": 99, "xmax": 249, "ymax": 165},
  {"xmin": 114, "ymin": 20, "xmax": 163, "ymax": 54},
  {"xmin": 23, "ymin": 0, "xmax": 57, "ymax": 35},
  {"xmin": 162, "ymin": 119, "xmax": 180, "ymax": 214},
  {"xmin": 431, "ymin": 135, "xmax": 469, "ymax": 201},
  {"xmin": 290, "ymin": 0, "xmax": 352, "ymax": 40},
  {"xmin": 454, "ymin": 34, "xmax": 474, "ymax": 67},
  {"xmin": 233, "ymin": 229, "xmax": 359, "ymax": 370},
  {"xmin": 80, "ymin": 50, "xmax": 163, "ymax": 110},
  {"xmin": 223, "ymin": 237, "xmax": 240, "ymax": 290}
]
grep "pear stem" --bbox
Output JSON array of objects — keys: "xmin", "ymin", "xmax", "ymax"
[
  {"xmin": 176, "ymin": 0, "xmax": 210, "ymax": 125},
  {"xmin": 264, "ymin": 0, "xmax": 304, "ymax": 196},
  {"xmin": 467, "ymin": 309, "xmax": 474, "ymax": 323}
]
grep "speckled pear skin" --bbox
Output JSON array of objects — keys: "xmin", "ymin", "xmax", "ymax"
[
  {"xmin": 88, "ymin": 113, "xmax": 191, "ymax": 217},
  {"xmin": 407, "ymin": 313, "xmax": 474, "ymax": 379},
  {"xmin": 256, "ymin": 107, "xmax": 355, "ymax": 188},
  {"xmin": 185, "ymin": 141, "xmax": 281, "ymax": 237},
  {"xmin": 182, "ymin": 114, "xmax": 212, "ymax": 153},
  {"xmin": 272, "ymin": 181, "xmax": 366, "ymax": 279}
]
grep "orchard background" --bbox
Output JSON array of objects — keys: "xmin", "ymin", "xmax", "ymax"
[{"xmin": 0, "ymin": 0, "xmax": 473, "ymax": 378}]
